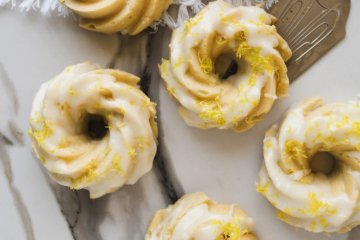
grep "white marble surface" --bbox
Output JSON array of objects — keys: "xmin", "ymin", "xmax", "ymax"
[
  {"xmin": 157, "ymin": 1, "xmax": 360, "ymax": 240},
  {"xmin": 0, "ymin": 1, "xmax": 360, "ymax": 240},
  {"xmin": 0, "ymin": 9, "xmax": 169, "ymax": 240}
]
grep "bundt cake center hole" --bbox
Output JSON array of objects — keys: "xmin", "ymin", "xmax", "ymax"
[
  {"xmin": 214, "ymin": 54, "xmax": 239, "ymax": 80},
  {"xmin": 84, "ymin": 114, "xmax": 108, "ymax": 140},
  {"xmin": 310, "ymin": 152, "xmax": 337, "ymax": 176}
]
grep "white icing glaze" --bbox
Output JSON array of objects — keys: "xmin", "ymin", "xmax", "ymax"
[
  {"xmin": 146, "ymin": 192, "xmax": 256, "ymax": 240},
  {"xmin": 160, "ymin": 0, "xmax": 291, "ymax": 132},
  {"xmin": 62, "ymin": 0, "xmax": 172, "ymax": 35},
  {"xmin": 257, "ymin": 97, "xmax": 360, "ymax": 233},
  {"xmin": 29, "ymin": 62, "xmax": 157, "ymax": 198}
]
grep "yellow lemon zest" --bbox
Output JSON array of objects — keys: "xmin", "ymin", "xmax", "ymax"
[
  {"xmin": 127, "ymin": 146, "xmax": 137, "ymax": 160},
  {"xmin": 258, "ymin": 13, "xmax": 267, "ymax": 23},
  {"xmin": 68, "ymin": 85, "xmax": 76, "ymax": 96},
  {"xmin": 174, "ymin": 55, "xmax": 183, "ymax": 68},
  {"xmin": 29, "ymin": 119, "xmax": 53, "ymax": 144},
  {"xmin": 238, "ymin": 82, "xmax": 245, "ymax": 92},
  {"xmin": 251, "ymin": 101, "xmax": 258, "ymax": 107},
  {"xmin": 256, "ymin": 182, "xmax": 269, "ymax": 196},
  {"xmin": 356, "ymin": 144, "xmax": 360, "ymax": 151},
  {"xmin": 264, "ymin": 140, "xmax": 273, "ymax": 149},
  {"xmin": 306, "ymin": 192, "xmax": 331, "ymax": 217},
  {"xmin": 104, "ymin": 113, "xmax": 113, "ymax": 130},
  {"xmin": 142, "ymin": 98, "xmax": 156, "ymax": 108},
  {"xmin": 135, "ymin": 137, "xmax": 150, "ymax": 152},
  {"xmin": 198, "ymin": 96, "xmax": 225, "ymax": 126},
  {"xmin": 310, "ymin": 221, "xmax": 317, "ymax": 232},
  {"xmin": 234, "ymin": 31, "xmax": 247, "ymax": 42},
  {"xmin": 353, "ymin": 102, "xmax": 360, "ymax": 109},
  {"xmin": 276, "ymin": 211, "xmax": 288, "ymax": 222},
  {"xmin": 184, "ymin": 13, "xmax": 204, "ymax": 34},
  {"xmin": 71, "ymin": 161, "xmax": 98, "ymax": 188},
  {"xmin": 283, "ymin": 208, "xmax": 292, "ymax": 215},
  {"xmin": 94, "ymin": 101, "xmax": 101, "ymax": 109},
  {"xmin": 166, "ymin": 87, "xmax": 176, "ymax": 97},
  {"xmin": 284, "ymin": 139, "xmax": 307, "ymax": 164},
  {"xmin": 323, "ymin": 136, "xmax": 337, "ymax": 150},
  {"xmin": 270, "ymin": 200, "xmax": 278, "ymax": 207},
  {"xmin": 220, "ymin": 15, "xmax": 247, "ymax": 30},
  {"xmin": 198, "ymin": 52, "xmax": 214, "ymax": 74},
  {"xmin": 334, "ymin": 115, "xmax": 349, "ymax": 128},
  {"xmin": 112, "ymin": 154, "xmax": 125, "ymax": 176},
  {"xmin": 286, "ymin": 127, "xmax": 294, "ymax": 135},
  {"xmin": 65, "ymin": 65, "xmax": 73, "ymax": 73},
  {"xmin": 247, "ymin": 74, "xmax": 257, "ymax": 87},
  {"xmin": 352, "ymin": 121, "xmax": 360, "ymax": 135},
  {"xmin": 160, "ymin": 59, "xmax": 169, "ymax": 77},
  {"xmin": 105, "ymin": 112, "xmax": 112, "ymax": 122},
  {"xmin": 319, "ymin": 217, "xmax": 329, "ymax": 228},
  {"xmin": 213, "ymin": 219, "xmax": 245, "ymax": 240},
  {"xmin": 39, "ymin": 155, "xmax": 46, "ymax": 164},
  {"xmin": 56, "ymin": 137, "xmax": 70, "ymax": 149},
  {"xmin": 235, "ymin": 41, "xmax": 273, "ymax": 74}
]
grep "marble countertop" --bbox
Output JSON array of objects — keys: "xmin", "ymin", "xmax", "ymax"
[{"xmin": 1, "ymin": 1, "xmax": 360, "ymax": 240}]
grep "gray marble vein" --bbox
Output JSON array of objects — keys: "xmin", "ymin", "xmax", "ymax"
[
  {"xmin": 0, "ymin": 141, "xmax": 34, "ymax": 240},
  {"xmin": 112, "ymin": 30, "xmax": 183, "ymax": 203},
  {"xmin": 0, "ymin": 2, "xmax": 360, "ymax": 239},
  {"xmin": 0, "ymin": 63, "xmax": 22, "ymax": 144},
  {"xmin": 42, "ymin": 30, "xmax": 183, "ymax": 240},
  {"xmin": 148, "ymin": 28, "xmax": 185, "ymax": 203},
  {"xmin": 0, "ymin": 63, "xmax": 34, "ymax": 240}
]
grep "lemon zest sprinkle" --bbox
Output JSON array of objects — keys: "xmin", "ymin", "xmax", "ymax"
[
  {"xmin": 65, "ymin": 65, "xmax": 73, "ymax": 73},
  {"xmin": 284, "ymin": 139, "xmax": 307, "ymax": 164},
  {"xmin": 198, "ymin": 96, "xmax": 225, "ymax": 126},
  {"xmin": 29, "ymin": 118, "xmax": 53, "ymax": 144},
  {"xmin": 276, "ymin": 211, "xmax": 288, "ymax": 222},
  {"xmin": 166, "ymin": 87, "xmax": 176, "ymax": 97},
  {"xmin": 235, "ymin": 41, "xmax": 273, "ymax": 74},
  {"xmin": 256, "ymin": 182, "xmax": 269, "ymax": 196},
  {"xmin": 174, "ymin": 55, "xmax": 183, "ymax": 68},
  {"xmin": 264, "ymin": 140, "xmax": 273, "ymax": 149},
  {"xmin": 247, "ymin": 74, "xmax": 257, "ymax": 87},
  {"xmin": 39, "ymin": 155, "xmax": 46, "ymax": 164},
  {"xmin": 127, "ymin": 146, "xmax": 137, "ymax": 160},
  {"xmin": 310, "ymin": 221, "xmax": 317, "ymax": 232},
  {"xmin": 56, "ymin": 137, "xmax": 70, "ymax": 149},
  {"xmin": 259, "ymin": 13, "xmax": 267, "ymax": 23},
  {"xmin": 198, "ymin": 53, "xmax": 214, "ymax": 74},
  {"xmin": 212, "ymin": 219, "xmax": 246, "ymax": 240},
  {"xmin": 142, "ymin": 98, "xmax": 156, "ymax": 108},
  {"xmin": 319, "ymin": 217, "xmax": 329, "ymax": 228},
  {"xmin": 184, "ymin": 14, "xmax": 204, "ymax": 34},
  {"xmin": 160, "ymin": 59, "xmax": 169, "ymax": 77},
  {"xmin": 94, "ymin": 101, "xmax": 101, "ymax": 109},
  {"xmin": 352, "ymin": 121, "xmax": 360, "ymax": 135},
  {"xmin": 112, "ymin": 154, "xmax": 125, "ymax": 176},
  {"xmin": 71, "ymin": 161, "xmax": 98, "ymax": 188},
  {"xmin": 68, "ymin": 86, "xmax": 76, "ymax": 96},
  {"xmin": 135, "ymin": 137, "xmax": 150, "ymax": 152}
]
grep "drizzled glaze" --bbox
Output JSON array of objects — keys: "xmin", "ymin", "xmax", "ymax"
[
  {"xmin": 258, "ymin": 97, "xmax": 360, "ymax": 233},
  {"xmin": 160, "ymin": 0, "xmax": 291, "ymax": 132},
  {"xmin": 61, "ymin": 0, "xmax": 172, "ymax": 35},
  {"xmin": 146, "ymin": 192, "xmax": 256, "ymax": 240},
  {"xmin": 29, "ymin": 62, "xmax": 157, "ymax": 198}
]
